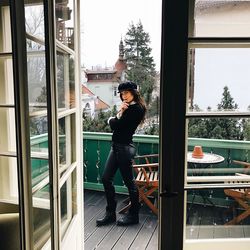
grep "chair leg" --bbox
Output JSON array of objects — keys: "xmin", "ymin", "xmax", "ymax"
[
  {"xmin": 119, "ymin": 185, "xmax": 158, "ymax": 215},
  {"xmin": 118, "ymin": 202, "xmax": 131, "ymax": 214},
  {"xmin": 225, "ymin": 198, "xmax": 250, "ymax": 225},
  {"xmin": 139, "ymin": 189, "xmax": 158, "ymax": 215}
]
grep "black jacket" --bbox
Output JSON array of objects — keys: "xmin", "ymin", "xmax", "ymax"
[{"xmin": 109, "ymin": 103, "xmax": 145, "ymax": 144}]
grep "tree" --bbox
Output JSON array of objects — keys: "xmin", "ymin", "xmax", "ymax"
[
  {"xmin": 215, "ymin": 86, "xmax": 242, "ymax": 140},
  {"xmin": 82, "ymin": 106, "xmax": 118, "ymax": 133},
  {"xmin": 188, "ymin": 104, "xmax": 208, "ymax": 138},
  {"xmin": 217, "ymin": 86, "xmax": 238, "ymax": 111},
  {"xmin": 188, "ymin": 86, "xmax": 243, "ymax": 140},
  {"xmin": 124, "ymin": 21, "xmax": 156, "ymax": 104},
  {"xmin": 242, "ymin": 105, "xmax": 250, "ymax": 141}
]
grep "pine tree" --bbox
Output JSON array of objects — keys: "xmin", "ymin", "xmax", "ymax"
[
  {"xmin": 188, "ymin": 86, "xmax": 243, "ymax": 140},
  {"xmin": 124, "ymin": 21, "xmax": 156, "ymax": 104},
  {"xmin": 188, "ymin": 104, "xmax": 208, "ymax": 138},
  {"xmin": 215, "ymin": 86, "xmax": 242, "ymax": 139},
  {"xmin": 217, "ymin": 86, "xmax": 238, "ymax": 110},
  {"xmin": 242, "ymin": 105, "xmax": 250, "ymax": 140}
]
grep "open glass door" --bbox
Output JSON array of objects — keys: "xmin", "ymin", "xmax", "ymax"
[
  {"xmin": 1, "ymin": 0, "xmax": 83, "ymax": 249},
  {"xmin": 159, "ymin": 1, "xmax": 250, "ymax": 250},
  {"xmin": 0, "ymin": 2, "xmax": 21, "ymax": 249},
  {"xmin": 184, "ymin": 1, "xmax": 250, "ymax": 249}
]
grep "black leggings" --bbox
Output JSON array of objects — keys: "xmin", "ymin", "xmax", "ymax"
[{"xmin": 101, "ymin": 143, "xmax": 140, "ymax": 214}]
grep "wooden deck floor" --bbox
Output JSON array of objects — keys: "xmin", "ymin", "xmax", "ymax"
[
  {"xmin": 84, "ymin": 190, "xmax": 250, "ymax": 249},
  {"xmin": 84, "ymin": 190, "xmax": 158, "ymax": 250}
]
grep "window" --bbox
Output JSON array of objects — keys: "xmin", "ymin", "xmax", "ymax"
[{"xmin": 113, "ymin": 86, "xmax": 117, "ymax": 96}]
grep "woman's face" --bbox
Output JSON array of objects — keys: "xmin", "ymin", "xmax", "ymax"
[{"xmin": 121, "ymin": 90, "xmax": 134, "ymax": 103}]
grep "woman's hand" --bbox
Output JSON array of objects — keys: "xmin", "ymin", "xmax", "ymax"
[
  {"xmin": 120, "ymin": 101, "xmax": 129, "ymax": 113},
  {"xmin": 116, "ymin": 102, "xmax": 129, "ymax": 118}
]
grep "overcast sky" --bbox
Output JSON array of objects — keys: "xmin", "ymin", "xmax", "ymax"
[
  {"xmin": 80, "ymin": 0, "xmax": 162, "ymax": 70},
  {"xmin": 80, "ymin": 1, "xmax": 250, "ymax": 111},
  {"xmin": 195, "ymin": 49, "xmax": 250, "ymax": 111}
]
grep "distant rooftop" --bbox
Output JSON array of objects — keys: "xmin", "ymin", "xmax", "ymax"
[
  {"xmin": 85, "ymin": 69, "xmax": 117, "ymax": 74},
  {"xmin": 196, "ymin": 0, "xmax": 250, "ymax": 14}
]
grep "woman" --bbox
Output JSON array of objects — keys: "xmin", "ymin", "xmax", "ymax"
[{"xmin": 96, "ymin": 81, "xmax": 146, "ymax": 226}]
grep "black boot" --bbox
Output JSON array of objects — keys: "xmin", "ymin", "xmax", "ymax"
[
  {"xmin": 96, "ymin": 210, "xmax": 116, "ymax": 226},
  {"xmin": 117, "ymin": 212, "xmax": 139, "ymax": 226}
]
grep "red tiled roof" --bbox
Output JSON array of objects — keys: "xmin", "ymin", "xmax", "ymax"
[
  {"xmin": 115, "ymin": 59, "xmax": 126, "ymax": 72},
  {"xmin": 82, "ymin": 85, "xmax": 95, "ymax": 96},
  {"xmin": 95, "ymin": 97, "xmax": 110, "ymax": 111},
  {"xmin": 82, "ymin": 85, "xmax": 110, "ymax": 110}
]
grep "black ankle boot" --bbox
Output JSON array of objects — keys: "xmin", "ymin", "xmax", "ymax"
[
  {"xmin": 96, "ymin": 211, "xmax": 116, "ymax": 226},
  {"xmin": 116, "ymin": 212, "xmax": 139, "ymax": 226}
]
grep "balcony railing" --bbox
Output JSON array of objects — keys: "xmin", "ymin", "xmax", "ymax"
[{"xmin": 30, "ymin": 132, "xmax": 250, "ymax": 205}]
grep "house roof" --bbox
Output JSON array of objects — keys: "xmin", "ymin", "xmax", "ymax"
[
  {"xmin": 82, "ymin": 85, "xmax": 110, "ymax": 110},
  {"xmin": 95, "ymin": 97, "xmax": 110, "ymax": 111},
  {"xmin": 82, "ymin": 85, "xmax": 95, "ymax": 95},
  {"xmin": 85, "ymin": 69, "xmax": 117, "ymax": 74},
  {"xmin": 196, "ymin": 0, "xmax": 249, "ymax": 13}
]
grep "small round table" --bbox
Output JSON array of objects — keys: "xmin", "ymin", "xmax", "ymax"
[
  {"xmin": 187, "ymin": 152, "xmax": 225, "ymax": 164},
  {"xmin": 187, "ymin": 152, "xmax": 224, "ymax": 207}
]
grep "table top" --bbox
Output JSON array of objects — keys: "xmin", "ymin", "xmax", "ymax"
[{"xmin": 187, "ymin": 152, "xmax": 225, "ymax": 164}]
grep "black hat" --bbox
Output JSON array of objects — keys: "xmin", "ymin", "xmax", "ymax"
[{"xmin": 118, "ymin": 81, "xmax": 137, "ymax": 93}]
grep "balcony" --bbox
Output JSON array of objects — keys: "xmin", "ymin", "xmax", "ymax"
[{"xmin": 30, "ymin": 132, "xmax": 250, "ymax": 245}]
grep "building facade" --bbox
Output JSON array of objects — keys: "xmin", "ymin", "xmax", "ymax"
[
  {"xmin": 84, "ymin": 39, "xmax": 127, "ymax": 108},
  {"xmin": 82, "ymin": 85, "xmax": 109, "ymax": 118}
]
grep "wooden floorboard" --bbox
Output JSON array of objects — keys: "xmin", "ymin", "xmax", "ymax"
[
  {"xmin": 145, "ymin": 226, "xmax": 158, "ymax": 250},
  {"xmin": 84, "ymin": 193, "xmax": 106, "ymax": 225},
  {"xmin": 112, "ymin": 214, "xmax": 148, "ymax": 250},
  {"xmin": 95, "ymin": 224, "xmax": 127, "ymax": 249},
  {"xmin": 126, "ymin": 215, "xmax": 158, "ymax": 249}
]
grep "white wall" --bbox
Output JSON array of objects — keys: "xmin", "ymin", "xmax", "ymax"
[
  {"xmin": 195, "ymin": 2, "xmax": 250, "ymax": 37},
  {"xmin": 86, "ymin": 81, "xmax": 120, "ymax": 107}
]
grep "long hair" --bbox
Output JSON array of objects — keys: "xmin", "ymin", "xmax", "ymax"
[{"xmin": 120, "ymin": 89, "xmax": 147, "ymax": 124}]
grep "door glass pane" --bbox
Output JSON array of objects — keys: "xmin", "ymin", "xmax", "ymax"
[
  {"xmin": 0, "ymin": 57, "xmax": 14, "ymax": 105},
  {"xmin": 55, "ymin": 0, "xmax": 75, "ymax": 50},
  {"xmin": 59, "ymin": 114, "xmax": 76, "ymax": 166},
  {"xmin": 187, "ymin": 117, "xmax": 250, "ymax": 179},
  {"xmin": 31, "ymin": 157, "xmax": 49, "ymax": 188},
  {"xmin": 0, "ymin": 156, "xmax": 20, "ymax": 250},
  {"xmin": 25, "ymin": 2, "xmax": 45, "ymax": 39},
  {"xmin": 0, "ymin": 156, "xmax": 18, "ymax": 202},
  {"xmin": 0, "ymin": 108, "xmax": 16, "ymax": 152},
  {"xmin": 27, "ymin": 40, "xmax": 47, "ymax": 114},
  {"xmin": 0, "ymin": 4, "xmax": 12, "ymax": 53},
  {"xmin": 57, "ymin": 52, "xmax": 75, "ymax": 110},
  {"xmin": 25, "ymin": 1, "xmax": 52, "ymax": 248},
  {"xmin": 191, "ymin": 0, "xmax": 250, "ymax": 37},
  {"xmin": 185, "ymin": 188, "xmax": 250, "ymax": 239},
  {"xmin": 187, "ymin": 48, "xmax": 250, "ymax": 113},
  {"xmin": 60, "ymin": 169, "xmax": 77, "ymax": 239},
  {"xmin": 33, "ymin": 184, "xmax": 51, "ymax": 249}
]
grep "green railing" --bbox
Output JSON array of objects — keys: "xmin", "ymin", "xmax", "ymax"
[
  {"xmin": 30, "ymin": 132, "xmax": 250, "ymax": 204},
  {"xmin": 31, "ymin": 134, "xmax": 49, "ymax": 187},
  {"xmin": 83, "ymin": 132, "xmax": 159, "ymax": 193},
  {"xmin": 83, "ymin": 132, "xmax": 250, "ymax": 193}
]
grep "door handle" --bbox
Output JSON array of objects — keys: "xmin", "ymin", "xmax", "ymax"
[{"xmin": 160, "ymin": 190, "xmax": 178, "ymax": 197}]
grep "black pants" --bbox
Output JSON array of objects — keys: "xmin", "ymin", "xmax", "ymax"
[{"xmin": 101, "ymin": 143, "xmax": 140, "ymax": 214}]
